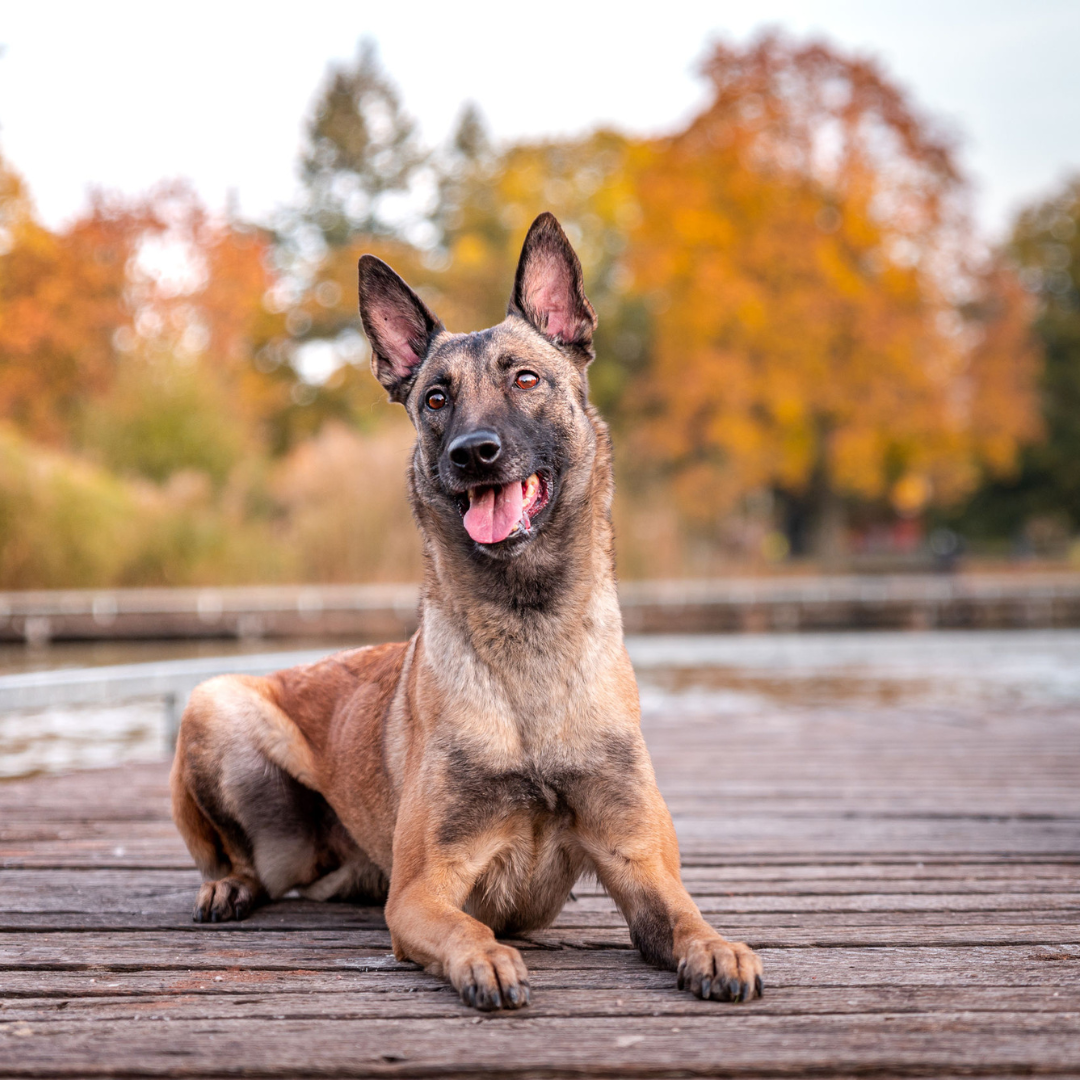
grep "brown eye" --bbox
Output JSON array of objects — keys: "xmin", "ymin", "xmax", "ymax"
[
  {"xmin": 425, "ymin": 389, "xmax": 447, "ymax": 411},
  {"xmin": 515, "ymin": 371, "xmax": 540, "ymax": 390}
]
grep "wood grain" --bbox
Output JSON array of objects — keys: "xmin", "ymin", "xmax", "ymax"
[{"xmin": 1, "ymin": 660, "xmax": 1079, "ymax": 1078}]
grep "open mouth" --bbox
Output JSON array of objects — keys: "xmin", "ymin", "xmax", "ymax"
[{"xmin": 456, "ymin": 472, "xmax": 551, "ymax": 545}]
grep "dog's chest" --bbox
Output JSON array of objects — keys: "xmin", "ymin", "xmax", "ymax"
[
  {"xmin": 423, "ymin": 602, "xmax": 633, "ymax": 740},
  {"xmin": 456, "ymin": 761, "xmax": 585, "ymax": 932},
  {"xmin": 439, "ymin": 750, "xmax": 582, "ymax": 846}
]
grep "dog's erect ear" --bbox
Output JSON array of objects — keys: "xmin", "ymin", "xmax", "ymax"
[
  {"xmin": 358, "ymin": 255, "xmax": 443, "ymax": 403},
  {"xmin": 508, "ymin": 213, "xmax": 597, "ymax": 361}
]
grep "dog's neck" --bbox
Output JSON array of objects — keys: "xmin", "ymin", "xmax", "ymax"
[{"xmin": 417, "ymin": 409, "xmax": 622, "ymax": 662}]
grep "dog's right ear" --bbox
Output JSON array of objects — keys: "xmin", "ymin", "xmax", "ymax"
[{"xmin": 358, "ymin": 255, "xmax": 443, "ymax": 403}]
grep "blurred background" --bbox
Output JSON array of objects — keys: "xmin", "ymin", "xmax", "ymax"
[{"xmin": 0, "ymin": 0, "xmax": 1078, "ymax": 588}]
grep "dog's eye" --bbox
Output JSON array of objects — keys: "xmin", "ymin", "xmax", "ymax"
[
  {"xmin": 425, "ymin": 389, "xmax": 448, "ymax": 411},
  {"xmin": 514, "ymin": 371, "xmax": 540, "ymax": 390}
]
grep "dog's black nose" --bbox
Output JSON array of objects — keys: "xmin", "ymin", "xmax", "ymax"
[{"xmin": 448, "ymin": 430, "xmax": 502, "ymax": 470}]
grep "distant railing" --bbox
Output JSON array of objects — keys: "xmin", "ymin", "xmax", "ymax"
[
  {"xmin": 618, "ymin": 573, "xmax": 1080, "ymax": 632},
  {"xmin": 0, "ymin": 584, "xmax": 420, "ymax": 644},
  {"xmin": 0, "ymin": 574, "xmax": 1079, "ymax": 642}
]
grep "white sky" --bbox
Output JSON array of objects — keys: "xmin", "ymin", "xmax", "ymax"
[{"xmin": 2, "ymin": 0, "xmax": 1078, "ymax": 240}]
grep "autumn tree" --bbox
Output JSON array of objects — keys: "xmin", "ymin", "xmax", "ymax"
[
  {"xmin": 82, "ymin": 187, "xmax": 292, "ymax": 483},
  {"xmin": 0, "ymin": 162, "xmax": 306, "ymax": 474},
  {"xmin": 299, "ymin": 38, "xmax": 425, "ymax": 248},
  {"xmin": 952, "ymin": 178, "xmax": 1080, "ymax": 541},
  {"xmin": 241, "ymin": 41, "xmax": 433, "ymax": 446},
  {"xmin": 0, "ymin": 154, "xmax": 157, "ymax": 443},
  {"xmin": 623, "ymin": 35, "xmax": 1040, "ymax": 557}
]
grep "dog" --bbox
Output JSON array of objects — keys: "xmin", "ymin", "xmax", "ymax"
[{"xmin": 170, "ymin": 213, "xmax": 764, "ymax": 1010}]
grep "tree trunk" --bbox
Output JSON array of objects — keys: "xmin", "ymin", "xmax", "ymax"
[{"xmin": 780, "ymin": 425, "xmax": 847, "ymax": 565}]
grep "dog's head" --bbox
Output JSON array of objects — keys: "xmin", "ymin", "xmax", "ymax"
[{"xmin": 358, "ymin": 213, "xmax": 599, "ymax": 560}]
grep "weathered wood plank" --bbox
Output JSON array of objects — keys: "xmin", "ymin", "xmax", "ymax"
[
  {"xmin": 3, "ymin": 920, "xmax": 1079, "ymax": 969},
  {"xmin": 2, "ymin": 984, "xmax": 1078, "ymax": 1023},
  {"xmin": 9, "ymin": 862, "xmax": 1080, "ymax": 889},
  {"xmin": 8, "ymin": 832, "xmax": 1079, "ymax": 872},
  {"xmin": 4, "ymin": 869, "xmax": 1079, "ymax": 920},
  {"xmin": 8, "ymin": 848, "xmax": 1077, "ymax": 871},
  {"xmin": 670, "ymin": 817, "xmax": 1080, "ymax": 857},
  {"xmin": 2, "ymin": 1013, "xmax": 1079, "ymax": 1078},
  {"xmin": 3, "ymin": 906, "xmax": 1080, "ymax": 935},
  {"xmin": 2, "ymin": 944, "xmax": 1076, "ymax": 994}
]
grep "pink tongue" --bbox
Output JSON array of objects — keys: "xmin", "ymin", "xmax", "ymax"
[{"xmin": 463, "ymin": 483, "xmax": 524, "ymax": 544}]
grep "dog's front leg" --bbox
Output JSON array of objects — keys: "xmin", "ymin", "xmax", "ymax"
[
  {"xmin": 581, "ymin": 785, "xmax": 763, "ymax": 1003},
  {"xmin": 384, "ymin": 833, "xmax": 531, "ymax": 1011}
]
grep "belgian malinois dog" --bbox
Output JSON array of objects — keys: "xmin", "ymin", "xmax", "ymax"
[{"xmin": 171, "ymin": 213, "xmax": 763, "ymax": 1010}]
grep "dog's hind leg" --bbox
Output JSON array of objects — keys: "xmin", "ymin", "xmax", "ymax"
[
  {"xmin": 170, "ymin": 765, "xmax": 265, "ymax": 922},
  {"xmin": 170, "ymin": 752, "xmax": 229, "ymax": 882},
  {"xmin": 171, "ymin": 675, "xmax": 370, "ymax": 923},
  {"xmin": 170, "ymin": 713, "xmax": 269, "ymax": 922}
]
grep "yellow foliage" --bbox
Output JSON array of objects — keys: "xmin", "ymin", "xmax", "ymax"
[
  {"xmin": 270, "ymin": 421, "xmax": 421, "ymax": 582},
  {"xmin": 0, "ymin": 35, "xmax": 1048, "ymax": 583},
  {"xmin": 620, "ymin": 35, "xmax": 1039, "ymax": 522},
  {"xmin": 0, "ymin": 424, "xmax": 278, "ymax": 588}
]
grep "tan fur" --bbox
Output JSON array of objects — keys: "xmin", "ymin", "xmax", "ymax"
[{"xmin": 171, "ymin": 214, "xmax": 763, "ymax": 1010}]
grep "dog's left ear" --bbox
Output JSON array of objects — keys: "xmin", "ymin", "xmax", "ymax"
[{"xmin": 508, "ymin": 212, "xmax": 597, "ymax": 364}]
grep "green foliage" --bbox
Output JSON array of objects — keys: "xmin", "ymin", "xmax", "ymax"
[
  {"xmin": 948, "ymin": 177, "xmax": 1080, "ymax": 541},
  {"xmin": 1011, "ymin": 179, "xmax": 1080, "ymax": 527},
  {"xmin": 0, "ymin": 425, "xmax": 135, "ymax": 587},
  {"xmin": 81, "ymin": 359, "xmax": 252, "ymax": 487},
  {"xmin": 300, "ymin": 38, "xmax": 425, "ymax": 246}
]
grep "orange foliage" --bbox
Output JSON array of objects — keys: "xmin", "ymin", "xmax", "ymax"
[
  {"xmin": 0, "ymin": 159, "xmax": 158, "ymax": 442},
  {"xmin": 624, "ymin": 35, "xmax": 1039, "ymax": 523},
  {"xmin": 187, "ymin": 215, "xmax": 292, "ymax": 431},
  {"xmin": 0, "ymin": 34, "xmax": 1049, "ymax": 583},
  {"xmin": 0, "ymin": 169, "xmax": 295, "ymax": 455}
]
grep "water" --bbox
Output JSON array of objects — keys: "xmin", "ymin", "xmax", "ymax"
[
  {"xmin": 0, "ymin": 637, "xmax": 363, "ymax": 780},
  {"xmin": 2, "ymin": 630, "xmax": 1079, "ymax": 781},
  {"xmin": 0, "ymin": 700, "xmax": 167, "ymax": 779},
  {"xmin": 629, "ymin": 630, "xmax": 1080, "ymax": 713}
]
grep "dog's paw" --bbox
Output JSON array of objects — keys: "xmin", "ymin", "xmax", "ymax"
[
  {"xmin": 193, "ymin": 876, "xmax": 261, "ymax": 923},
  {"xmin": 676, "ymin": 935, "xmax": 763, "ymax": 1003},
  {"xmin": 449, "ymin": 942, "xmax": 531, "ymax": 1011}
]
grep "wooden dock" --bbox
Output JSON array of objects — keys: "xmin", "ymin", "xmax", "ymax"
[{"xmin": 1, "ymin": 652, "xmax": 1079, "ymax": 1077}]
